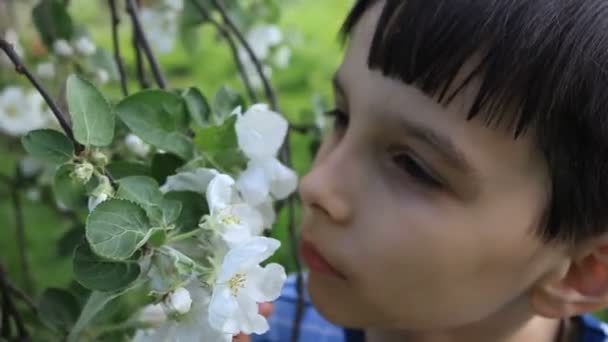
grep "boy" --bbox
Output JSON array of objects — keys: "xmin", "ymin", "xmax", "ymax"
[{"xmin": 254, "ymin": 0, "xmax": 608, "ymax": 341}]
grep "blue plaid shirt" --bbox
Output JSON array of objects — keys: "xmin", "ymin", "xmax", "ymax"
[{"xmin": 252, "ymin": 274, "xmax": 608, "ymax": 342}]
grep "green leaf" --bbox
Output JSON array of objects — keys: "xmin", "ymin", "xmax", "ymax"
[
  {"xmin": 106, "ymin": 161, "xmax": 152, "ymax": 179},
  {"xmin": 67, "ymin": 75, "xmax": 115, "ymax": 147},
  {"xmin": 212, "ymin": 85, "xmax": 244, "ymax": 122},
  {"xmin": 53, "ymin": 164, "xmax": 87, "ymax": 209},
  {"xmin": 116, "ymin": 176, "xmax": 163, "ymax": 211},
  {"xmin": 32, "ymin": 0, "xmax": 74, "ymax": 49},
  {"xmin": 22, "ymin": 129, "xmax": 74, "ymax": 164},
  {"xmin": 151, "ymin": 153, "xmax": 185, "ymax": 185},
  {"xmin": 160, "ymin": 198, "xmax": 182, "ymax": 226},
  {"xmin": 73, "ymin": 244, "xmax": 140, "ymax": 292},
  {"xmin": 195, "ymin": 115, "xmax": 238, "ymax": 151},
  {"xmin": 165, "ymin": 191, "xmax": 208, "ymax": 232},
  {"xmin": 183, "ymin": 87, "xmax": 211, "ymax": 127},
  {"xmin": 86, "ymin": 199, "xmax": 150, "ymax": 260},
  {"xmin": 67, "ymin": 287, "xmax": 135, "ymax": 342},
  {"xmin": 116, "ymin": 90, "xmax": 193, "ymax": 159},
  {"xmin": 38, "ymin": 288, "xmax": 80, "ymax": 333}
]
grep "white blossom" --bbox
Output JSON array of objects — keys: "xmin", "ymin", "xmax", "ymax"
[
  {"xmin": 53, "ymin": 39, "xmax": 74, "ymax": 57},
  {"xmin": 0, "ymin": 87, "xmax": 49, "ymax": 136},
  {"xmin": 88, "ymin": 175, "xmax": 113, "ymax": 211},
  {"xmin": 273, "ymin": 46, "xmax": 291, "ymax": 69},
  {"xmin": 246, "ymin": 25, "xmax": 283, "ymax": 60},
  {"xmin": 140, "ymin": 8, "xmax": 178, "ymax": 54},
  {"xmin": 36, "ymin": 62, "xmax": 55, "ymax": 79},
  {"xmin": 97, "ymin": 69, "xmax": 110, "ymax": 84},
  {"xmin": 205, "ymin": 174, "xmax": 264, "ymax": 247},
  {"xmin": 88, "ymin": 193, "xmax": 108, "ymax": 212},
  {"xmin": 208, "ymin": 236, "xmax": 286, "ymax": 335},
  {"xmin": 74, "ymin": 36, "xmax": 96, "ymax": 56},
  {"xmin": 72, "ymin": 162, "xmax": 94, "ymax": 184},
  {"xmin": 132, "ymin": 282, "xmax": 233, "ymax": 342},
  {"xmin": 163, "ymin": 287, "xmax": 192, "ymax": 316},
  {"xmin": 125, "ymin": 133, "xmax": 151, "ymax": 157},
  {"xmin": 234, "ymin": 105, "xmax": 298, "ymax": 205}
]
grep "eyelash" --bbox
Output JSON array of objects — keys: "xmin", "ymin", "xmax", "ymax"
[{"xmin": 324, "ymin": 108, "xmax": 443, "ymax": 189}]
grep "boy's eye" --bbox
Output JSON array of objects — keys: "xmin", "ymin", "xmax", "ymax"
[
  {"xmin": 392, "ymin": 153, "xmax": 443, "ymax": 188},
  {"xmin": 325, "ymin": 108, "xmax": 349, "ymax": 131}
]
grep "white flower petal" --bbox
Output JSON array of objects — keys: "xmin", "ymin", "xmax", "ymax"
[
  {"xmin": 164, "ymin": 287, "xmax": 192, "ymax": 315},
  {"xmin": 74, "ymin": 37, "xmax": 96, "ymax": 56},
  {"xmin": 139, "ymin": 303, "xmax": 167, "ymax": 326},
  {"xmin": 208, "ymin": 286, "xmax": 239, "ymax": 334},
  {"xmin": 207, "ymin": 173, "xmax": 238, "ymax": 211},
  {"xmin": 216, "ymin": 237, "xmax": 281, "ymax": 282},
  {"xmin": 231, "ymin": 204, "xmax": 264, "ymax": 236},
  {"xmin": 53, "ymin": 39, "xmax": 73, "ymax": 57},
  {"xmin": 36, "ymin": 62, "xmax": 55, "ymax": 79},
  {"xmin": 236, "ymin": 294, "xmax": 269, "ymax": 335},
  {"xmin": 88, "ymin": 193, "xmax": 108, "ymax": 212},
  {"xmin": 160, "ymin": 168, "xmax": 218, "ymax": 194},
  {"xmin": 264, "ymin": 158, "xmax": 298, "ymax": 200},
  {"xmin": 236, "ymin": 105, "xmax": 288, "ymax": 159},
  {"xmin": 256, "ymin": 199, "xmax": 276, "ymax": 228},
  {"xmin": 236, "ymin": 163, "xmax": 270, "ymax": 206},
  {"xmin": 245, "ymin": 263, "xmax": 286, "ymax": 303}
]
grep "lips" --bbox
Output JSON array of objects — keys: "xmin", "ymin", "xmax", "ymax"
[{"xmin": 299, "ymin": 240, "xmax": 346, "ymax": 279}]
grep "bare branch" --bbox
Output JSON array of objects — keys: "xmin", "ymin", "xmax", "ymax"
[
  {"xmin": 0, "ymin": 39, "xmax": 83, "ymax": 152},
  {"xmin": 108, "ymin": 0, "xmax": 129, "ymax": 97},
  {"xmin": 11, "ymin": 174, "xmax": 32, "ymax": 294},
  {"xmin": 210, "ymin": 0, "xmax": 278, "ymax": 110},
  {"xmin": 125, "ymin": 0, "xmax": 167, "ymax": 89},
  {"xmin": 190, "ymin": 0, "xmax": 258, "ymax": 103},
  {"xmin": 0, "ymin": 263, "xmax": 29, "ymax": 340}
]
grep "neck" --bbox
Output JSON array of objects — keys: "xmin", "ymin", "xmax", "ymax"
[{"xmin": 365, "ymin": 297, "xmax": 564, "ymax": 342}]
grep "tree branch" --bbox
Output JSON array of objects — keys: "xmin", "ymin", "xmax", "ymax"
[
  {"xmin": 190, "ymin": 0, "xmax": 258, "ymax": 103},
  {"xmin": 108, "ymin": 0, "xmax": 129, "ymax": 97},
  {"xmin": 125, "ymin": 0, "xmax": 167, "ymax": 89},
  {"xmin": 210, "ymin": 0, "xmax": 278, "ymax": 110},
  {"xmin": 0, "ymin": 39, "xmax": 83, "ymax": 153},
  {"xmin": 0, "ymin": 263, "xmax": 29, "ymax": 340},
  {"xmin": 11, "ymin": 172, "xmax": 32, "ymax": 294}
]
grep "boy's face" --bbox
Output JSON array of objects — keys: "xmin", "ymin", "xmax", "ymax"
[{"xmin": 299, "ymin": 1, "xmax": 569, "ymax": 330}]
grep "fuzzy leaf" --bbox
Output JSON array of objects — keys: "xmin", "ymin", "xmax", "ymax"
[
  {"xmin": 22, "ymin": 129, "xmax": 74, "ymax": 164},
  {"xmin": 86, "ymin": 199, "xmax": 150, "ymax": 260},
  {"xmin": 67, "ymin": 75, "xmax": 115, "ymax": 147},
  {"xmin": 73, "ymin": 244, "xmax": 140, "ymax": 291},
  {"xmin": 116, "ymin": 90, "xmax": 193, "ymax": 159}
]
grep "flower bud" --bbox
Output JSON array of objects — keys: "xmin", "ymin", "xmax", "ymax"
[
  {"xmin": 74, "ymin": 37, "xmax": 96, "ymax": 56},
  {"xmin": 138, "ymin": 303, "xmax": 167, "ymax": 326},
  {"xmin": 53, "ymin": 39, "xmax": 73, "ymax": 57},
  {"xmin": 125, "ymin": 133, "xmax": 151, "ymax": 157},
  {"xmin": 163, "ymin": 287, "xmax": 192, "ymax": 316},
  {"xmin": 91, "ymin": 150, "xmax": 109, "ymax": 167},
  {"xmin": 71, "ymin": 162, "xmax": 94, "ymax": 184}
]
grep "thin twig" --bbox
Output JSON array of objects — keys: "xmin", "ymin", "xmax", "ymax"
[
  {"xmin": 125, "ymin": 0, "xmax": 167, "ymax": 89},
  {"xmin": 0, "ymin": 263, "xmax": 29, "ymax": 340},
  {"xmin": 129, "ymin": 0, "xmax": 150, "ymax": 89},
  {"xmin": 190, "ymin": 0, "xmax": 258, "ymax": 103},
  {"xmin": 0, "ymin": 39, "xmax": 82, "ymax": 152},
  {"xmin": 6, "ymin": 281, "xmax": 36, "ymax": 313},
  {"xmin": 11, "ymin": 172, "xmax": 32, "ymax": 294},
  {"xmin": 108, "ymin": 0, "xmax": 129, "ymax": 96},
  {"xmin": 210, "ymin": 0, "xmax": 278, "ymax": 110}
]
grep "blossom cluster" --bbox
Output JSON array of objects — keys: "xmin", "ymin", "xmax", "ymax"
[{"xmin": 124, "ymin": 104, "xmax": 296, "ymax": 341}]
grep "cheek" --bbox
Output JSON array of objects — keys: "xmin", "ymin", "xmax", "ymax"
[{"xmin": 347, "ymin": 191, "xmax": 551, "ymax": 329}]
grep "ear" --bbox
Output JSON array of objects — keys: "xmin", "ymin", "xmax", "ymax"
[{"xmin": 529, "ymin": 234, "xmax": 608, "ymax": 318}]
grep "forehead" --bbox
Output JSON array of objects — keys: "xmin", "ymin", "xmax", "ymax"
[{"xmin": 335, "ymin": 0, "xmax": 548, "ymax": 192}]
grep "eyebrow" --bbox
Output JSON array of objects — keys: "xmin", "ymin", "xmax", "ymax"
[{"xmin": 333, "ymin": 71, "xmax": 475, "ymax": 177}]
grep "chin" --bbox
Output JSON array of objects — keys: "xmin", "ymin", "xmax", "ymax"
[{"xmin": 306, "ymin": 270, "xmax": 371, "ymax": 328}]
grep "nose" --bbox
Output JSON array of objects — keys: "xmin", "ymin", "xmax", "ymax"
[{"xmin": 299, "ymin": 142, "xmax": 353, "ymax": 225}]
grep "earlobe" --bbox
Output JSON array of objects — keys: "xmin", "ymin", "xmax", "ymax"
[{"xmin": 530, "ymin": 248, "xmax": 608, "ymax": 318}]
